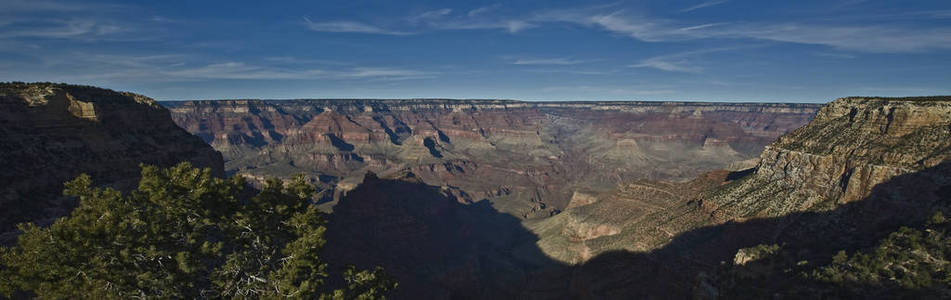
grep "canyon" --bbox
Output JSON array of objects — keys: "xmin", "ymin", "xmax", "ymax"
[
  {"xmin": 164, "ymin": 96, "xmax": 951, "ymax": 297},
  {"xmin": 164, "ymin": 100, "xmax": 819, "ymax": 222},
  {"xmin": 564, "ymin": 96, "xmax": 951, "ymax": 297},
  {"xmin": 163, "ymin": 99, "xmax": 827, "ymax": 297},
  {"xmin": 534, "ymin": 97, "xmax": 951, "ymax": 263},
  {"xmin": 2, "ymin": 82, "xmax": 949, "ymax": 298}
]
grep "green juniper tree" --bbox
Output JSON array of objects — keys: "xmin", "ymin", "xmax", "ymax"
[{"xmin": 0, "ymin": 163, "xmax": 396, "ymax": 299}]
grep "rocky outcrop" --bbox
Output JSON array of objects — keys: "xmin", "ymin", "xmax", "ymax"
[
  {"xmin": 599, "ymin": 96, "xmax": 951, "ymax": 255},
  {"xmin": 0, "ymin": 83, "xmax": 224, "ymax": 237},
  {"xmin": 529, "ymin": 96, "xmax": 951, "ymax": 264},
  {"xmin": 703, "ymin": 96, "xmax": 951, "ymax": 221},
  {"xmin": 528, "ymin": 170, "xmax": 736, "ymax": 263},
  {"xmin": 616, "ymin": 96, "xmax": 951, "ymax": 261},
  {"xmin": 164, "ymin": 99, "xmax": 819, "ymax": 219},
  {"xmin": 558, "ymin": 97, "xmax": 951, "ymax": 298}
]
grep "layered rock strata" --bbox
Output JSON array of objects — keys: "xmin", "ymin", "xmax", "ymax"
[
  {"xmin": 533, "ymin": 96, "xmax": 951, "ymax": 262},
  {"xmin": 165, "ymin": 99, "xmax": 819, "ymax": 218},
  {"xmin": 560, "ymin": 96, "xmax": 951, "ymax": 297},
  {"xmin": 704, "ymin": 96, "xmax": 951, "ymax": 220}
]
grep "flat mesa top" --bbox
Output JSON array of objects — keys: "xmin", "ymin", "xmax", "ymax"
[
  {"xmin": 840, "ymin": 96, "xmax": 951, "ymax": 102},
  {"xmin": 161, "ymin": 98, "xmax": 827, "ymax": 107}
]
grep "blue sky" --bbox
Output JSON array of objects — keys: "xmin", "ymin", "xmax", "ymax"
[{"xmin": 0, "ymin": 0, "xmax": 949, "ymax": 102}]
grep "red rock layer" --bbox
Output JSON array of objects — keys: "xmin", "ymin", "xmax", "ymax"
[{"xmin": 165, "ymin": 99, "xmax": 819, "ymax": 218}]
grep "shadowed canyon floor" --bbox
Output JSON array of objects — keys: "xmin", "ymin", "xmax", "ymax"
[
  {"xmin": 316, "ymin": 96, "xmax": 951, "ymax": 299},
  {"xmin": 163, "ymin": 96, "xmax": 951, "ymax": 298},
  {"xmin": 565, "ymin": 160, "xmax": 951, "ymax": 299},
  {"xmin": 317, "ymin": 152, "xmax": 951, "ymax": 299},
  {"xmin": 3, "ymin": 83, "xmax": 949, "ymax": 298},
  {"xmin": 165, "ymin": 99, "xmax": 819, "ymax": 262},
  {"xmin": 321, "ymin": 172, "xmax": 561, "ymax": 299},
  {"xmin": 532, "ymin": 96, "xmax": 951, "ymax": 264}
]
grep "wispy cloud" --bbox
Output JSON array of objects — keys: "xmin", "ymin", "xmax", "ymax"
[
  {"xmin": 0, "ymin": 19, "xmax": 126, "ymax": 40},
  {"xmin": 264, "ymin": 56, "xmax": 349, "ymax": 66},
  {"xmin": 814, "ymin": 52, "xmax": 857, "ymax": 59},
  {"xmin": 415, "ymin": 11, "xmax": 535, "ymax": 33},
  {"xmin": 629, "ymin": 47, "xmax": 745, "ymax": 73},
  {"xmin": 149, "ymin": 16, "xmax": 185, "ymax": 24},
  {"xmin": 722, "ymin": 24, "xmax": 951, "ymax": 53},
  {"xmin": 0, "ymin": 0, "xmax": 117, "ymax": 13},
  {"xmin": 440, "ymin": 19, "xmax": 535, "ymax": 33},
  {"xmin": 533, "ymin": 9, "xmax": 698, "ymax": 42},
  {"xmin": 468, "ymin": 4, "xmax": 502, "ymax": 17},
  {"xmin": 163, "ymin": 62, "xmax": 326, "ymax": 80},
  {"xmin": 512, "ymin": 57, "xmax": 589, "ymax": 65},
  {"xmin": 83, "ymin": 53, "xmax": 189, "ymax": 69},
  {"xmin": 585, "ymin": 13, "xmax": 667, "ymax": 41},
  {"xmin": 679, "ymin": 0, "xmax": 729, "ymax": 13},
  {"xmin": 630, "ymin": 57, "xmax": 701, "ymax": 73},
  {"xmin": 541, "ymin": 85, "xmax": 675, "ymax": 96},
  {"xmin": 165, "ymin": 63, "xmax": 433, "ymax": 81},
  {"xmin": 409, "ymin": 9, "xmax": 452, "ymax": 23},
  {"xmin": 302, "ymin": 17, "xmax": 412, "ymax": 35},
  {"xmin": 521, "ymin": 69, "xmax": 612, "ymax": 75},
  {"xmin": 8, "ymin": 51, "xmax": 435, "ymax": 82},
  {"xmin": 308, "ymin": 4, "xmax": 951, "ymax": 52},
  {"xmin": 338, "ymin": 67, "xmax": 434, "ymax": 80},
  {"xmin": 678, "ymin": 22, "xmax": 727, "ymax": 31},
  {"xmin": 534, "ymin": 7, "xmax": 951, "ymax": 53},
  {"xmin": 304, "ymin": 4, "xmax": 535, "ymax": 35}
]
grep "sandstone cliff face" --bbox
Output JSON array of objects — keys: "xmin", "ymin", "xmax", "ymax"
[
  {"xmin": 704, "ymin": 96, "xmax": 951, "ymax": 221},
  {"xmin": 0, "ymin": 83, "xmax": 224, "ymax": 237},
  {"xmin": 165, "ymin": 99, "xmax": 819, "ymax": 219},
  {"xmin": 618, "ymin": 96, "xmax": 951, "ymax": 254},
  {"xmin": 528, "ymin": 170, "xmax": 733, "ymax": 263},
  {"xmin": 545, "ymin": 97, "xmax": 951, "ymax": 298},
  {"xmin": 324, "ymin": 95, "xmax": 948, "ymax": 297},
  {"xmin": 530, "ymin": 96, "xmax": 951, "ymax": 263}
]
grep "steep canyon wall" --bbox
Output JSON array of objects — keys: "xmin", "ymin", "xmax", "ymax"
[{"xmin": 165, "ymin": 99, "xmax": 820, "ymax": 220}]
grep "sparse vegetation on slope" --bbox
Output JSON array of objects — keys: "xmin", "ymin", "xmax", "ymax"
[
  {"xmin": 0, "ymin": 82, "xmax": 224, "ymax": 240},
  {"xmin": 717, "ymin": 211, "xmax": 951, "ymax": 298},
  {"xmin": 0, "ymin": 163, "xmax": 395, "ymax": 299}
]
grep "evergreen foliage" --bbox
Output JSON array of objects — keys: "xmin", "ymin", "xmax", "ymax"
[
  {"xmin": 808, "ymin": 211, "xmax": 951, "ymax": 294},
  {"xmin": 0, "ymin": 163, "xmax": 396, "ymax": 299},
  {"xmin": 717, "ymin": 211, "xmax": 951, "ymax": 298}
]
